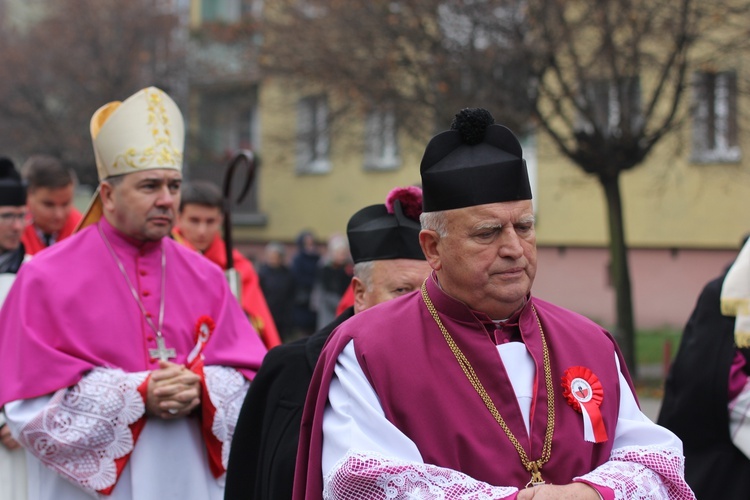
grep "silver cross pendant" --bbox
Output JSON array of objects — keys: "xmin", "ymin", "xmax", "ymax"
[{"xmin": 149, "ymin": 335, "xmax": 177, "ymax": 362}]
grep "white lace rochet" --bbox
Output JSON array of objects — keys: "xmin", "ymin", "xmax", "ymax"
[
  {"xmin": 324, "ymin": 450, "xmax": 517, "ymax": 500},
  {"xmin": 204, "ymin": 365, "xmax": 250, "ymax": 470},
  {"xmin": 17, "ymin": 368, "xmax": 148, "ymax": 494},
  {"xmin": 324, "ymin": 445, "xmax": 695, "ymax": 500},
  {"xmin": 577, "ymin": 445, "xmax": 695, "ymax": 499}
]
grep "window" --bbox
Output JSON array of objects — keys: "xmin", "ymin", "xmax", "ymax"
[
  {"xmin": 691, "ymin": 70, "xmax": 739, "ymax": 163},
  {"xmin": 363, "ymin": 107, "xmax": 400, "ymax": 171},
  {"xmin": 296, "ymin": 95, "xmax": 331, "ymax": 174},
  {"xmin": 200, "ymin": 93, "xmax": 256, "ymax": 158},
  {"xmin": 190, "ymin": 88, "xmax": 262, "ymax": 220},
  {"xmin": 201, "ymin": 0, "xmax": 255, "ymax": 22},
  {"xmin": 297, "ymin": 0, "xmax": 327, "ymax": 19},
  {"xmin": 579, "ymin": 77, "xmax": 642, "ymax": 137}
]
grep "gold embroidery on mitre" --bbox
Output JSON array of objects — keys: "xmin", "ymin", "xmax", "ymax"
[
  {"xmin": 112, "ymin": 89, "xmax": 182, "ymax": 171},
  {"xmin": 721, "ymin": 297, "xmax": 746, "ymax": 317}
]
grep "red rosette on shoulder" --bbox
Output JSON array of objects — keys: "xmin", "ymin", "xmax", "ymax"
[{"xmin": 562, "ymin": 366, "xmax": 608, "ymax": 443}]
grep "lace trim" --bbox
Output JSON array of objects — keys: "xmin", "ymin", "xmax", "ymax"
[
  {"xmin": 204, "ymin": 366, "xmax": 249, "ymax": 469},
  {"xmin": 576, "ymin": 445, "xmax": 695, "ymax": 499},
  {"xmin": 323, "ymin": 450, "xmax": 517, "ymax": 500},
  {"xmin": 17, "ymin": 367, "xmax": 148, "ymax": 493}
]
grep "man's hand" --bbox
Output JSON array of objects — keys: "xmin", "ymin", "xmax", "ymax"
[
  {"xmin": 146, "ymin": 360, "xmax": 202, "ymax": 419},
  {"xmin": 516, "ymin": 482, "xmax": 600, "ymax": 500},
  {"xmin": 0, "ymin": 425, "xmax": 22, "ymax": 451}
]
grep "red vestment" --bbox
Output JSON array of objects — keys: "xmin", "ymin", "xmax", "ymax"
[
  {"xmin": 173, "ymin": 228, "xmax": 281, "ymax": 349},
  {"xmin": 21, "ymin": 208, "xmax": 83, "ymax": 255}
]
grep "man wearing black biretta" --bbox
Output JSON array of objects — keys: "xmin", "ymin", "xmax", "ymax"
[
  {"xmin": 288, "ymin": 107, "xmax": 691, "ymax": 500},
  {"xmin": 224, "ymin": 186, "xmax": 431, "ymax": 500}
]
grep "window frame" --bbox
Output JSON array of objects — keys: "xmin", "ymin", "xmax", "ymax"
[
  {"xmin": 691, "ymin": 70, "xmax": 740, "ymax": 164},
  {"xmin": 296, "ymin": 94, "xmax": 332, "ymax": 175}
]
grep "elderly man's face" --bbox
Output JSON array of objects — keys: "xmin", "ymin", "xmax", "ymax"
[
  {"xmin": 420, "ymin": 200, "xmax": 536, "ymax": 319},
  {"xmin": 353, "ymin": 258, "xmax": 432, "ymax": 313},
  {"xmin": 101, "ymin": 169, "xmax": 182, "ymax": 241},
  {"xmin": 0, "ymin": 206, "xmax": 27, "ymax": 253}
]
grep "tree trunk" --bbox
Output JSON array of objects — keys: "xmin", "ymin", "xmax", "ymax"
[{"xmin": 600, "ymin": 173, "xmax": 637, "ymax": 379}]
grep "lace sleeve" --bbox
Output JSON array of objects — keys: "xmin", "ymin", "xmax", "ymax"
[
  {"xmin": 324, "ymin": 450, "xmax": 517, "ymax": 500},
  {"xmin": 13, "ymin": 367, "xmax": 148, "ymax": 494},
  {"xmin": 575, "ymin": 356, "xmax": 696, "ymax": 499},
  {"xmin": 203, "ymin": 365, "xmax": 250, "ymax": 470},
  {"xmin": 576, "ymin": 445, "xmax": 695, "ymax": 499}
]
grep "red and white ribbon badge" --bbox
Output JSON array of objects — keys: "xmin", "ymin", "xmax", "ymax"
[
  {"xmin": 562, "ymin": 366, "xmax": 608, "ymax": 443},
  {"xmin": 187, "ymin": 315, "xmax": 215, "ymax": 365}
]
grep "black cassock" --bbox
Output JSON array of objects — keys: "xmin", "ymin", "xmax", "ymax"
[
  {"xmin": 658, "ymin": 274, "xmax": 750, "ymax": 500},
  {"xmin": 224, "ymin": 307, "xmax": 355, "ymax": 500}
]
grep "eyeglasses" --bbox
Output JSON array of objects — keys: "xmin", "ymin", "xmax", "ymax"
[{"xmin": 0, "ymin": 212, "xmax": 27, "ymax": 225}]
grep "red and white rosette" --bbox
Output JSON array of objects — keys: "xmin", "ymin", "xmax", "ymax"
[
  {"xmin": 562, "ymin": 366, "xmax": 608, "ymax": 443},
  {"xmin": 187, "ymin": 315, "xmax": 215, "ymax": 365}
]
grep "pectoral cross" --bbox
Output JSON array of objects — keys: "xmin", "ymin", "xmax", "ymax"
[
  {"xmin": 525, "ymin": 463, "xmax": 546, "ymax": 488},
  {"xmin": 149, "ymin": 336, "xmax": 176, "ymax": 362}
]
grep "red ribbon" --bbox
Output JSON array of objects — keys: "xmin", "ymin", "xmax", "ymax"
[
  {"xmin": 562, "ymin": 366, "xmax": 607, "ymax": 443},
  {"xmin": 187, "ymin": 315, "xmax": 215, "ymax": 367}
]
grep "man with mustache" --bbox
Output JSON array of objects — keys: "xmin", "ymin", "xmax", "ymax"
[{"xmin": 0, "ymin": 87, "xmax": 267, "ymax": 500}]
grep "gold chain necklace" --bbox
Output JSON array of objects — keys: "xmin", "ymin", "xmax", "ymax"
[{"xmin": 420, "ymin": 280, "xmax": 555, "ymax": 487}]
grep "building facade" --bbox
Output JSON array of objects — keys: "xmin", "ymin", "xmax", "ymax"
[{"xmin": 183, "ymin": 1, "xmax": 750, "ymax": 329}]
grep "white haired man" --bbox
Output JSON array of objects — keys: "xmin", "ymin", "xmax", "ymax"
[{"xmin": 293, "ymin": 108, "xmax": 694, "ymax": 499}]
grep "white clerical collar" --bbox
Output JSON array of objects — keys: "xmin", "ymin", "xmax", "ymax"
[{"xmin": 35, "ymin": 226, "xmax": 58, "ymax": 246}]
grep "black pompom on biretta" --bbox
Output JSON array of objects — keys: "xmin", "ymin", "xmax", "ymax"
[
  {"xmin": 347, "ymin": 186, "xmax": 425, "ymax": 264},
  {"xmin": 0, "ymin": 157, "xmax": 26, "ymax": 206},
  {"xmin": 451, "ymin": 108, "xmax": 496, "ymax": 145},
  {"xmin": 0, "ymin": 157, "xmax": 20, "ymax": 181}
]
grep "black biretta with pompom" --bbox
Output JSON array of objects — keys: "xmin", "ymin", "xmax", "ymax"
[
  {"xmin": 347, "ymin": 187, "xmax": 426, "ymax": 264},
  {"xmin": 420, "ymin": 108, "xmax": 532, "ymax": 212},
  {"xmin": 0, "ymin": 157, "xmax": 26, "ymax": 207}
]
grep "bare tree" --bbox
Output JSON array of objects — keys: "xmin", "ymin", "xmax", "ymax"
[
  {"xmin": 260, "ymin": 0, "xmax": 750, "ymax": 376},
  {"xmin": 261, "ymin": 0, "xmax": 536, "ymax": 143},
  {"xmin": 0, "ymin": 0, "xmax": 185, "ymax": 185},
  {"xmin": 519, "ymin": 0, "xmax": 750, "ymax": 375}
]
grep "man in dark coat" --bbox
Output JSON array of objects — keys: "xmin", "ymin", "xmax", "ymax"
[
  {"xmin": 224, "ymin": 186, "xmax": 431, "ymax": 500},
  {"xmin": 658, "ymin": 243, "xmax": 750, "ymax": 499}
]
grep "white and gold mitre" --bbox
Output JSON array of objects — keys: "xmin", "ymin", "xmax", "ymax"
[
  {"xmin": 76, "ymin": 87, "xmax": 184, "ymax": 232},
  {"xmin": 91, "ymin": 86, "xmax": 184, "ymax": 180}
]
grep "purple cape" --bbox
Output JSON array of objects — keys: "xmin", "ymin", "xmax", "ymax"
[
  {"xmin": 294, "ymin": 275, "xmax": 635, "ymax": 498},
  {"xmin": 0, "ymin": 218, "xmax": 266, "ymax": 406}
]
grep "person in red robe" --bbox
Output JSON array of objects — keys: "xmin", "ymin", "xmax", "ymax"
[
  {"xmin": 174, "ymin": 180, "xmax": 281, "ymax": 349},
  {"xmin": 19, "ymin": 154, "xmax": 82, "ymax": 254}
]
